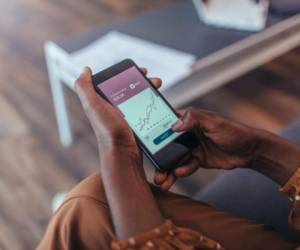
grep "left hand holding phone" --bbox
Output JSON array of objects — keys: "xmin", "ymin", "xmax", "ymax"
[
  {"xmin": 75, "ymin": 67, "xmax": 165, "ymax": 239},
  {"xmin": 75, "ymin": 67, "xmax": 162, "ymax": 158}
]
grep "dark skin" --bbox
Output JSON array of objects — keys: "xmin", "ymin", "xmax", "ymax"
[
  {"xmin": 155, "ymin": 108, "xmax": 300, "ymax": 189},
  {"xmin": 75, "ymin": 67, "xmax": 164, "ymax": 239},
  {"xmin": 75, "ymin": 67, "xmax": 300, "ymax": 239}
]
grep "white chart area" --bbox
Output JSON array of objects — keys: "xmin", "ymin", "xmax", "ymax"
[{"xmin": 118, "ymin": 88, "xmax": 180, "ymax": 153}]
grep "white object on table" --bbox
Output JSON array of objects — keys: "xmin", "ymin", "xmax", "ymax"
[
  {"xmin": 193, "ymin": 0, "xmax": 269, "ymax": 31},
  {"xmin": 70, "ymin": 31, "xmax": 196, "ymax": 91}
]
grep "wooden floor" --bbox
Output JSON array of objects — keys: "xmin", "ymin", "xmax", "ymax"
[{"xmin": 0, "ymin": 0, "xmax": 300, "ymax": 249}]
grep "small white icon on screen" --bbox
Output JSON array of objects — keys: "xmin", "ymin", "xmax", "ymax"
[{"xmin": 129, "ymin": 81, "xmax": 141, "ymax": 90}]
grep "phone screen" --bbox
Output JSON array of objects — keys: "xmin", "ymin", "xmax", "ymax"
[{"xmin": 97, "ymin": 66, "xmax": 181, "ymax": 154}]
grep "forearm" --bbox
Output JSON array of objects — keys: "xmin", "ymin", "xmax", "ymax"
[
  {"xmin": 100, "ymin": 145, "xmax": 164, "ymax": 239},
  {"xmin": 252, "ymin": 130, "xmax": 300, "ymax": 186}
]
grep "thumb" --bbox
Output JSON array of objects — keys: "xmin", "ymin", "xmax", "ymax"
[
  {"xmin": 75, "ymin": 67, "xmax": 97, "ymax": 102},
  {"xmin": 75, "ymin": 67, "xmax": 109, "ymax": 110},
  {"xmin": 172, "ymin": 108, "xmax": 199, "ymax": 132}
]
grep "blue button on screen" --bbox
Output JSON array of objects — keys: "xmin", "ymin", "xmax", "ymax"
[{"xmin": 153, "ymin": 128, "xmax": 175, "ymax": 145}]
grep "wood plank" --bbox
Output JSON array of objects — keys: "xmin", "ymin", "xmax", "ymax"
[{"xmin": 0, "ymin": 93, "xmax": 28, "ymax": 139}]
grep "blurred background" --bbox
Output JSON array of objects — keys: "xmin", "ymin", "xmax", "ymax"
[{"xmin": 1, "ymin": 0, "xmax": 300, "ymax": 249}]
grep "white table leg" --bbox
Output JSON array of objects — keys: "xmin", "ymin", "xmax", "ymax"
[{"xmin": 45, "ymin": 44, "xmax": 73, "ymax": 147}]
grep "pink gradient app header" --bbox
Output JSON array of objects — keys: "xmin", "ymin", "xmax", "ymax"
[{"xmin": 98, "ymin": 67, "xmax": 151, "ymax": 106}]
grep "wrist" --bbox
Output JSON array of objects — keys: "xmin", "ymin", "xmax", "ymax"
[
  {"xmin": 251, "ymin": 129, "xmax": 300, "ymax": 186},
  {"xmin": 253, "ymin": 129, "xmax": 274, "ymax": 157},
  {"xmin": 98, "ymin": 141, "xmax": 142, "ymax": 169},
  {"xmin": 97, "ymin": 142, "xmax": 163, "ymax": 239},
  {"xmin": 98, "ymin": 137, "xmax": 139, "ymax": 156}
]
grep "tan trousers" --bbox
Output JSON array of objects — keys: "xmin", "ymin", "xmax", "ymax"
[{"xmin": 37, "ymin": 173, "xmax": 298, "ymax": 250}]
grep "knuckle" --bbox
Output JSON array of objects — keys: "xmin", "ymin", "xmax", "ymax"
[
  {"xmin": 185, "ymin": 107, "xmax": 198, "ymax": 120},
  {"xmin": 211, "ymin": 113, "xmax": 225, "ymax": 126}
]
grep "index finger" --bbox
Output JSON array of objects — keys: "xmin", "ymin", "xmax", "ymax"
[
  {"xmin": 174, "ymin": 108, "xmax": 217, "ymax": 133},
  {"xmin": 140, "ymin": 67, "xmax": 148, "ymax": 75},
  {"xmin": 140, "ymin": 67, "xmax": 162, "ymax": 89},
  {"xmin": 150, "ymin": 78, "xmax": 162, "ymax": 89}
]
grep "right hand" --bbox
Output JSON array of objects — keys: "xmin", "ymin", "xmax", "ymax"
[{"xmin": 154, "ymin": 108, "xmax": 263, "ymax": 190}]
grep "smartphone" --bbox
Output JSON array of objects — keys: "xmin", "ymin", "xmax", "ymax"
[{"xmin": 92, "ymin": 59, "xmax": 199, "ymax": 171}]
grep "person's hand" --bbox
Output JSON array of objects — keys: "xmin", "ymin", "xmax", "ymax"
[
  {"xmin": 76, "ymin": 68, "xmax": 166, "ymax": 238},
  {"xmin": 154, "ymin": 108, "xmax": 262, "ymax": 190},
  {"xmin": 75, "ymin": 67, "xmax": 162, "ymax": 158}
]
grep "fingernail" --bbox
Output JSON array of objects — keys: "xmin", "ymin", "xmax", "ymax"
[{"xmin": 172, "ymin": 119, "xmax": 183, "ymax": 130}]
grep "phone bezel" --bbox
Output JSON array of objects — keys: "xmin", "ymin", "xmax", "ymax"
[{"xmin": 92, "ymin": 59, "xmax": 193, "ymax": 170}]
